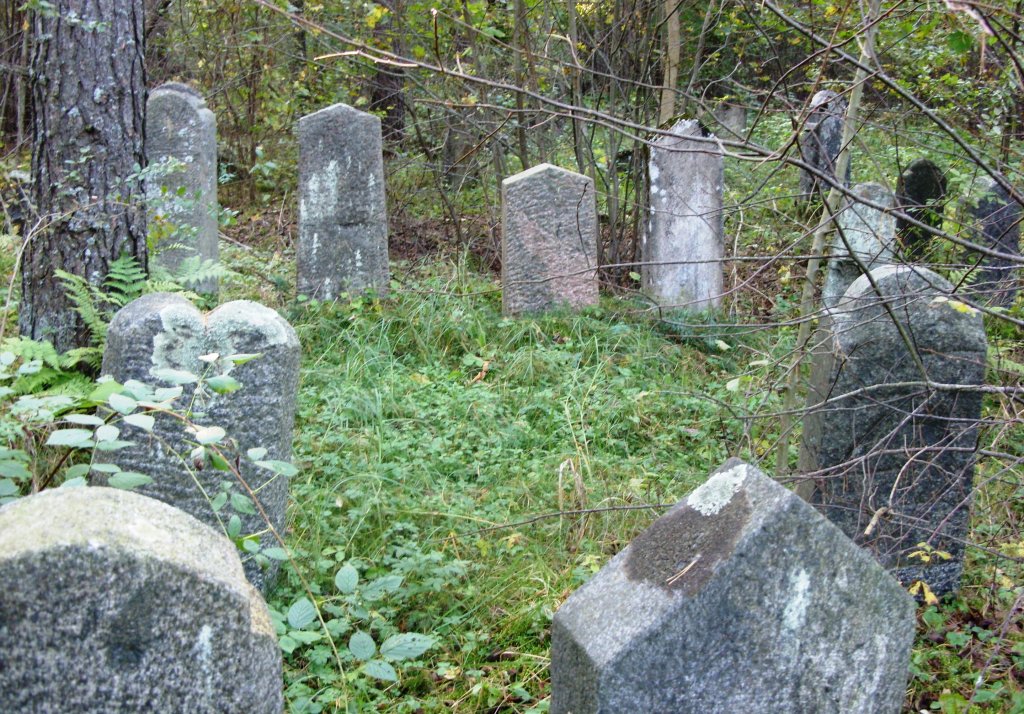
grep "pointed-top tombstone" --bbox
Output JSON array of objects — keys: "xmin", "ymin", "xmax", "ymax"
[
  {"xmin": 551, "ymin": 459, "xmax": 915, "ymax": 713},
  {"xmin": 146, "ymin": 83, "xmax": 219, "ymax": 293},
  {"xmin": 642, "ymin": 119, "xmax": 725, "ymax": 311},
  {"xmin": 501, "ymin": 163, "xmax": 598, "ymax": 315},
  {"xmin": 297, "ymin": 102, "xmax": 390, "ymax": 300}
]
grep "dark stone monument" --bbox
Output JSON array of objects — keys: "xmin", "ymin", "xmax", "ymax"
[
  {"xmin": 896, "ymin": 158, "xmax": 947, "ymax": 259},
  {"xmin": 802, "ymin": 265, "xmax": 987, "ymax": 596},
  {"xmin": 799, "ymin": 90, "xmax": 849, "ymax": 200},
  {"xmin": 551, "ymin": 459, "xmax": 915, "ymax": 713},
  {"xmin": 297, "ymin": 102, "xmax": 390, "ymax": 299},
  {"xmin": 0, "ymin": 487, "xmax": 283, "ymax": 712},
  {"xmin": 969, "ymin": 178, "xmax": 1022, "ymax": 307}
]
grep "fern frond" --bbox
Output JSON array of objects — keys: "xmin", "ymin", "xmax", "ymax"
[
  {"xmin": 55, "ymin": 269, "xmax": 110, "ymax": 347},
  {"xmin": 1, "ymin": 336, "xmax": 61, "ymax": 370},
  {"xmin": 103, "ymin": 254, "xmax": 148, "ymax": 307}
]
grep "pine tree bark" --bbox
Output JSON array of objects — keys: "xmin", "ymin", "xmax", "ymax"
[{"xmin": 23, "ymin": 0, "xmax": 147, "ymax": 353}]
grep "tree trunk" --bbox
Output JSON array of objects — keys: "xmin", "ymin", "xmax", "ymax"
[
  {"xmin": 658, "ymin": 0, "xmax": 680, "ymax": 126},
  {"xmin": 23, "ymin": 0, "xmax": 147, "ymax": 353}
]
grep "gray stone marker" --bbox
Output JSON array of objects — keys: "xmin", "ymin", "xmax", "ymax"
[
  {"xmin": 822, "ymin": 182, "xmax": 897, "ymax": 309},
  {"xmin": 801, "ymin": 265, "xmax": 986, "ymax": 596},
  {"xmin": 712, "ymin": 102, "xmax": 746, "ymax": 138},
  {"xmin": 968, "ymin": 178, "xmax": 1022, "ymax": 307},
  {"xmin": 297, "ymin": 102, "xmax": 389, "ymax": 299},
  {"xmin": 146, "ymin": 83, "xmax": 219, "ymax": 293},
  {"xmin": 101, "ymin": 293, "xmax": 301, "ymax": 592},
  {"xmin": 551, "ymin": 458, "xmax": 915, "ymax": 713},
  {"xmin": 896, "ymin": 158, "xmax": 947, "ymax": 259},
  {"xmin": 642, "ymin": 120, "xmax": 724, "ymax": 311},
  {"xmin": 0, "ymin": 487, "xmax": 283, "ymax": 713},
  {"xmin": 799, "ymin": 90, "xmax": 849, "ymax": 199},
  {"xmin": 501, "ymin": 163, "xmax": 598, "ymax": 315}
]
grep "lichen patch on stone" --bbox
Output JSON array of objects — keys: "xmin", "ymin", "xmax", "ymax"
[{"xmin": 687, "ymin": 464, "xmax": 748, "ymax": 516}]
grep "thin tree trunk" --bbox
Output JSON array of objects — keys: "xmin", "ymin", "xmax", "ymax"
[
  {"xmin": 658, "ymin": 0, "xmax": 680, "ymax": 126},
  {"xmin": 774, "ymin": 0, "xmax": 880, "ymax": 477},
  {"xmin": 23, "ymin": 0, "xmax": 147, "ymax": 353},
  {"xmin": 567, "ymin": 0, "xmax": 588, "ymax": 176}
]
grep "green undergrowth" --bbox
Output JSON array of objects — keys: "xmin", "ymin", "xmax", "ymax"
[{"xmin": 267, "ymin": 260, "xmax": 778, "ymax": 712}]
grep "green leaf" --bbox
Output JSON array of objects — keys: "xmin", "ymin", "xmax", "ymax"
[
  {"xmin": 334, "ymin": 564, "xmax": 359, "ymax": 594},
  {"xmin": 380, "ymin": 633, "xmax": 435, "ymax": 661},
  {"xmin": 46, "ymin": 429, "xmax": 93, "ymax": 447},
  {"xmin": 210, "ymin": 491, "xmax": 228, "ymax": 512},
  {"xmin": 152, "ymin": 368, "xmax": 198, "ymax": 385},
  {"xmin": 255, "ymin": 459, "xmax": 298, "ymax": 477},
  {"xmin": 287, "ymin": 597, "xmax": 317, "ymax": 629},
  {"xmin": 65, "ymin": 463, "xmax": 91, "ymax": 479},
  {"xmin": 227, "ymin": 514, "xmax": 242, "ymax": 539},
  {"xmin": 0, "ymin": 460, "xmax": 31, "ymax": 480},
  {"xmin": 94, "ymin": 440, "xmax": 134, "ymax": 452},
  {"xmin": 278, "ymin": 634, "xmax": 299, "ymax": 654},
  {"xmin": 289, "ymin": 630, "xmax": 323, "ymax": 644},
  {"xmin": 228, "ymin": 352, "xmax": 262, "ymax": 365},
  {"xmin": 90, "ymin": 463, "xmax": 121, "ymax": 474},
  {"xmin": 194, "ymin": 425, "xmax": 226, "ymax": 445},
  {"xmin": 107, "ymin": 392, "xmax": 138, "ymax": 414},
  {"xmin": 208, "ymin": 450, "xmax": 233, "ymax": 472},
  {"xmin": 230, "ymin": 492, "xmax": 257, "ymax": 514},
  {"xmin": 0, "ymin": 479, "xmax": 19, "ymax": 497},
  {"xmin": 60, "ymin": 477, "xmax": 87, "ymax": 489},
  {"xmin": 64, "ymin": 414, "xmax": 104, "ymax": 426},
  {"xmin": 348, "ymin": 631, "xmax": 376, "ymax": 661},
  {"xmin": 123, "ymin": 413, "xmax": 155, "ymax": 432},
  {"xmin": 107, "ymin": 471, "xmax": 153, "ymax": 489},
  {"xmin": 263, "ymin": 547, "xmax": 290, "ymax": 561},
  {"xmin": 246, "ymin": 447, "xmax": 268, "ymax": 461},
  {"xmin": 206, "ymin": 375, "xmax": 242, "ymax": 394},
  {"xmin": 94, "ymin": 424, "xmax": 120, "ymax": 442},
  {"xmin": 153, "ymin": 386, "xmax": 184, "ymax": 402},
  {"xmin": 362, "ymin": 659, "xmax": 398, "ymax": 682},
  {"xmin": 948, "ymin": 30, "xmax": 974, "ymax": 53},
  {"xmin": 362, "ymin": 574, "xmax": 404, "ymax": 600}
]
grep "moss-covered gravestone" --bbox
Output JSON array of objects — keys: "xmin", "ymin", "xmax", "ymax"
[
  {"xmin": 100, "ymin": 293, "xmax": 300, "ymax": 592},
  {"xmin": 501, "ymin": 164, "xmax": 598, "ymax": 315},
  {"xmin": 551, "ymin": 459, "xmax": 914, "ymax": 713},
  {"xmin": 0, "ymin": 487, "xmax": 282, "ymax": 712}
]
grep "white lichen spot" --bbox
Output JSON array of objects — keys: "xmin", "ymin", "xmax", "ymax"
[
  {"xmin": 686, "ymin": 464, "xmax": 747, "ymax": 516},
  {"xmin": 649, "ymin": 163, "xmax": 660, "ymax": 183},
  {"xmin": 782, "ymin": 568, "xmax": 811, "ymax": 630},
  {"xmin": 195, "ymin": 624, "xmax": 213, "ymax": 661}
]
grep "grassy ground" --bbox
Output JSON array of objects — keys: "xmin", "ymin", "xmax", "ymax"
[{"xmin": 214, "ymin": 250, "xmax": 1021, "ymax": 713}]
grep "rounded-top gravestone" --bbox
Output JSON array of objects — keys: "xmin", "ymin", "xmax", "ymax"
[{"xmin": 0, "ymin": 487, "xmax": 283, "ymax": 713}]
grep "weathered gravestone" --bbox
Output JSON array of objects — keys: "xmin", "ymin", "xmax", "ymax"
[
  {"xmin": 297, "ymin": 102, "xmax": 389, "ymax": 299},
  {"xmin": 712, "ymin": 102, "xmax": 746, "ymax": 139},
  {"xmin": 799, "ymin": 90, "xmax": 850, "ymax": 199},
  {"xmin": 101, "ymin": 293, "xmax": 300, "ymax": 592},
  {"xmin": 146, "ymin": 83, "xmax": 219, "ymax": 293},
  {"xmin": 0, "ymin": 487, "xmax": 283, "ymax": 713},
  {"xmin": 642, "ymin": 119, "xmax": 725, "ymax": 311},
  {"xmin": 801, "ymin": 265, "xmax": 986, "ymax": 596},
  {"xmin": 551, "ymin": 458, "xmax": 915, "ymax": 713},
  {"xmin": 822, "ymin": 182, "xmax": 897, "ymax": 309},
  {"xmin": 896, "ymin": 158, "xmax": 947, "ymax": 259},
  {"xmin": 968, "ymin": 178, "xmax": 1022, "ymax": 307},
  {"xmin": 501, "ymin": 163, "xmax": 598, "ymax": 315}
]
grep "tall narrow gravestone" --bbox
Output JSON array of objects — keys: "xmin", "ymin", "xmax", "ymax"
[
  {"xmin": 101, "ymin": 293, "xmax": 301, "ymax": 592},
  {"xmin": 896, "ymin": 158, "xmax": 947, "ymax": 259},
  {"xmin": 0, "ymin": 487, "xmax": 283, "ymax": 712},
  {"xmin": 297, "ymin": 103, "xmax": 389, "ymax": 299},
  {"xmin": 501, "ymin": 163, "xmax": 598, "ymax": 315},
  {"xmin": 799, "ymin": 90, "xmax": 849, "ymax": 199},
  {"xmin": 642, "ymin": 120, "xmax": 724, "ymax": 311},
  {"xmin": 801, "ymin": 266, "xmax": 986, "ymax": 596},
  {"xmin": 712, "ymin": 102, "xmax": 746, "ymax": 139},
  {"xmin": 551, "ymin": 459, "xmax": 915, "ymax": 713},
  {"xmin": 146, "ymin": 83, "xmax": 219, "ymax": 293},
  {"xmin": 969, "ymin": 178, "xmax": 1022, "ymax": 307},
  {"xmin": 822, "ymin": 182, "xmax": 897, "ymax": 309}
]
